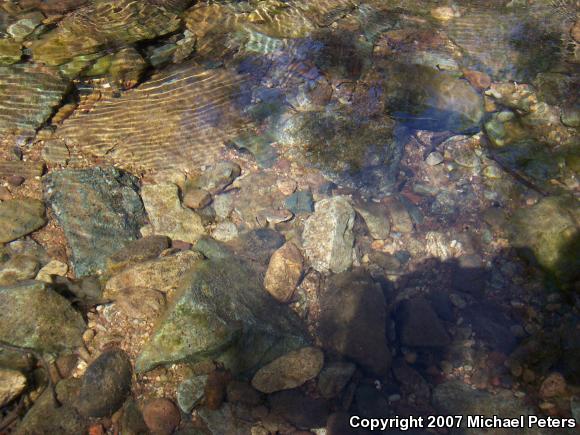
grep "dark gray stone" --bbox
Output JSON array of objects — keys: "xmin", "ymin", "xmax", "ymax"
[
  {"xmin": 269, "ymin": 390, "xmax": 330, "ymax": 429},
  {"xmin": 44, "ymin": 167, "xmax": 146, "ymax": 277},
  {"xmin": 396, "ymin": 297, "xmax": 450, "ymax": 348},
  {"xmin": 284, "ymin": 190, "xmax": 314, "ymax": 214}
]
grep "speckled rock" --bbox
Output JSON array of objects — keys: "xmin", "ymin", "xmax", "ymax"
[
  {"xmin": 0, "ymin": 368, "xmax": 26, "ymax": 407},
  {"xmin": 263, "ymin": 242, "xmax": 304, "ymax": 303},
  {"xmin": 35, "ymin": 259, "xmax": 68, "ymax": 283},
  {"xmin": 177, "ymin": 375, "xmax": 208, "ymax": 413},
  {"xmin": 0, "ymin": 198, "xmax": 46, "ymax": 243},
  {"xmin": 141, "ymin": 183, "xmax": 206, "ymax": 244},
  {"xmin": 44, "ymin": 167, "xmax": 146, "ymax": 276},
  {"xmin": 303, "ymin": 196, "xmax": 355, "ymax": 273},
  {"xmin": 0, "ymin": 281, "xmax": 85, "ymax": 353},
  {"xmin": 0, "ymin": 254, "xmax": 40, "ymax": 285},
  {"xmin": 252, "ymin": 347, "xmax": 324, "ymax": 394},
  {"xmin": 75, "ymin": 349, "xmax": 132, "ymax": 418},
  {"xmin": 136, "ymin": 258, "xmax": 307, "ymax": 374}
]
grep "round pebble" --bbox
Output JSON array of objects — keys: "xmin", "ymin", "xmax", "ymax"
[{"xmin": 143, "ymin": 398, "xmax": 181, "ymax": 435}]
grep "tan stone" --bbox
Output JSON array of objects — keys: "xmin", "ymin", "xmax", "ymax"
[
  {"xmin": 36, "ymin": 259, "xmax": 68, "ymax": 283},
  {"xmin": 0, "ymin": 368, "xmax": 26, "ymax": 407},
  {"xmin": 263, "ymin": 242, "xmax": 303, "ymax": 303}
]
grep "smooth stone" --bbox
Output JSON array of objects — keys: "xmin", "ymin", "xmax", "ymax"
[
  {"xmin": 0, "ymin": 198, "xmax": 46, "ymax": 243},
  {"xmin": 316, "ymin": 271, "xmax": 391, "ymax": 375},
  {"xmin": 135, "ymin": 258, "xmax": 307, "ymax": 374},
  {"xmin": 120, "ymin": 399, "xmax": 149, "ymax": 435},
  {"xmin": 0, "ymin": 254, "xmax": 40, "ymax": 285},
  {"xmin": 284, "ymin": 190, "xmax": 314, "ymax": 214},
  {"xmin": 252, "ymin": 347, "xmax": 324, "ymax": 394},
  {"xmin": 35, "ymin": 259, "xmax": 68, "ymax": 283},
  {"xmin": 303, "ymin": 196, "xmax": 355, "ymax": 273},
  {"xmin": 353, "ymin": 199, "xmax": 391, "ymax": 240},
  {"xmin": 0, "ymin": 281, "xmax": 85, "ymax": 353},
  {"xmin": 75, "ymin": 349, "xmax": 132, "ymax": 418},
  {"xmin": 104, "ymin": 250, "xmax": 201, "ymax": 298},
  {"xmin": 141, "ymin": 183, "xmax": 205, "ymax": 244},
  {"xmin": 105, "ymin": 235, "xmax": 171, "ymax": 274},
  {"xmin": 317, "ymin": 362, "xmax": 356, "ymax": 399},
  {"xmin": 183, "ymin": 188, "xmax": 212, "ymax": 210},
  {"xmin": 268, "ymin": 390, "xmax": 330, "ymax": 430},
  {"xmin": 396, "ymin": 297, "xmax": 450, "ymax": 348},
  {"xmin": 263, "ymin": 242, "xmax": 303, "ymax": 303},
  {"xmin": 143, "ymin": 398, "xmax": 181, "ymax": 435},
  {"xmin": 211, "ymin": 221, "xmax": 238, "ymax": 242},
  {"xmin": 44, "ymin": 167, "xmax": 146, "ymax": 276},
  {"xmin": 177, "ymin": 375, "xmax": 208, "ymax": 413},
  {"xmin": 0, "ymin": 368, "xmax": 26, "ymax": 407},
  {"xmin": 191, "ymin": 161, "xmax": 241, "ymax": 194}
]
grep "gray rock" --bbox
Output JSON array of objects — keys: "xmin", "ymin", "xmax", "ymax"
[
  {"xmin": 44, "ymin": 167, "xmax": 146, "ymax": 276},
  {"xmin": 251, "ymin": 347, "xmax": 324, "ymax": 394},
  {"xmin": 268, "ymin": 390, "xmax": 330, "ymax": 430},
  {"xmin": 198, "ymin": 403, "xmax": 253, "ymax": 435},
  {"xmin": 212, "ymin": 192, "xmax": 235, "ymax": 220},
  {"xmin": 353, "ymin": 199, "xmax": 391, "ymax": 240},
  {"xmin": 212, "ymin": 221, "xmax": 238, "ymax": 242},
  {"xmin": 0, "ymin": 368, "xmax": 26, "ymax": 407},
  {"xmin": 75, "ymin": 349, "xmax": 132, "ymax": 418},
  {"xmin": 136, "ymin": 258, "xmax": 308, "ymax": 374},
  {"xmin": 316, "ymin": 271, "xmax": 391, "ymax": 375},
  {"xmin": 303, "ymin": 196, "xmax": 355, "ymax": 273},
  {"xmin": 0, "ymin": 199, "xmax": 46, "ymax": 244},
  {"xmin": 177, "ymin": 375, "xmax": 208, "ymax": 413},
  {"xmin": 7, "ymin": 12, "xmax": 44, "ymax": 41},
  {"xmin": 140, "ymin": 183, "xmax": 205, "ymax": 244},
  {"xmin": 0, "ymin": 281, "xmax": 85, "ymax": 353},
  {"xmin": 317, "ymin": 362, "xmax": 356, "ymax": 398},
  {"xmin": 397, "ymin": 298, "xmax": 450, "ymax": 348},
  {"xmin": 0, "ymin": 254, "xmax": 40, "ymax": 285},
  {"xmin": 284, "ymin": 190, "xmax": 314, "ymax": 214},
  {"xmin": 191, "ymin": 161, "xmax": 241, "ymax": 194},
  {"xmin": 387, "ymin": 199, "xmax": 414, "ymax": 233},
  {"xmin": 105, "ymin": 235, "xmax": 170, "ymax": 274},
  {"xmin": 426, "ymin": 151, "xmax": 444, "ymax": 166}
]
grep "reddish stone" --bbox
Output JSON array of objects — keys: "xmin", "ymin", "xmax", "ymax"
[
  {"xmin": 142, "ymin": 398, "xmax": 181, "ymax": 435},
  {"xmin": 463, "ymin": 70, "xmax": 491, "ymax": 91}
]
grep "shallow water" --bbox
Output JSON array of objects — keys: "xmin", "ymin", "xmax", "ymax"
[{"xmin": 0, "ymin": 1, "xmax": 579, "ymax": 434}]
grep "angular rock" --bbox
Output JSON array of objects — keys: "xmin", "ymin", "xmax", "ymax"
[
  {"xmin": 211, "ymin": 221, "xmax": 238, "ymax": 242},
  {"xmin": 303, "ymin": 196, "xmax": 355, "ymax": 273},
  {"xmin": 396, "ymin": 298, "xmax": 450, "ymax": 348},
  {"xmin": 316, "ymin": 271, "xmax": 391, "ymax": 375},
  {"xmin": 177, "ymin": 375, "xmax": 208, "ymax": 413},
  {"xmin": 136, "ymin": 258, "xmax": 308, "ymax": 374},
  {"xmin": 284, "ymin": 190, "xmax": 314, "ymax": 214},
  {"xmin": 191, "ymin": 161, "xmax": 241, "ymax": 194},
  {"xmin": 41, "ymin": 138, "xmax": 70, "ymax": 165},
  {"xmin": 0, "ymin": 198, "xmax": 46, "ymax": 243},
  {"xmin": 183, "ymin": 188, "xmax": 212, "ymax": 210},
  {"xmin": 0, "ymin": 254, "xmax": 40, "ymax": 285},
  {"xmin": 0, "ymin": 368, "xmax": 26, "ymax": 407},
  {"xmin": 104, "ymin": 250, "xmax": 201, "ymax": 298},
  {"xmin": 0, "ymin": 281, "xmax": 85, "ymax": 353},
  {"xmin": 386, "ymin": 198, "xmax": 414, "ymax": 233},
  {"xmin": 141, "ymin": 183, "xmax": 205, "ymax": 244},
  {"xmin": 317, "ymin": 362, "xmax": 356, "ymax": 399},
  {"xmin": 0, "ymin": 161, "xmax": 43, "ymax": 180},
  {"xmin": 105, "ymin": 235, "xmax": 171, "ymax": 274},
  {"xmin": 36, "ymin": 259, "xmax": 68, "ymax": 283},
  {"xmin": 0, "ymin": 64, "xmax": 69, "ymax": 138},
  {"xmin": 75, "ymin": 349, "xmax": 132, "ymax": 418},
  {"xmin": 353, "ymin": 199, "xmax": 391, "ymax": 240},
  {"xmin": 263, "ymin": 242, "xmax": 303, "ymax": 303},
  {"xmin": 44, "ymin": 167, "xmax": 146, "ymax": 276},
  {"xmin": 252, "ymin": 347, "xmax": 324, "ymax": 394}
]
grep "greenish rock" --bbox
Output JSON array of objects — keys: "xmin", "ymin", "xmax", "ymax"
[
  {"xmin": 0, "ymin": 64, "xmax": 70, "ymax": 137},
  {"xmin": 7, "ymin": 12, "xmax": 44, "ymax": 41},
  {"xmin": 0, "ymin": 39, "xmax": 21, "ymax": 64},
  {"xmin": 75, "ymin": 349, "xmax": 132, "ymax": 418},
  {"xmin": 0, "ymin": 254, "xmax": 40, "ymax": 285},
  {"xmin": 384, "ymin": 63, "xmax": 484, "ymax": 133},
  {"xmin": 16, "ymin": 378, "xmax": 87, "ymax": 435},
  {"xmin": 0, "ymin": 199, "xmax": 46, "ymax": 243},
  {"xmin": 136, "ymin": 258, "xmax": 308, "ymax": 374},
  {"xmin": 509, "ymin": 196, "xmax": 580, "ymax": 285},
  {"xmin": 177, "ymin": 375, "xmax": 208, "ymax": 413},
  {"xmin": 105, "ymin": 235, "xmax": 171, "ymax": 274},
  {"xmin": 284, "ymin": 190, "xmax": 314, "ymax": 214},
  {"xmin": 44, "ymin": 167, "xmax": 146, "ymax": 277},
  {"xmin": 352, "ymin": 198, "xmax": 391, "ymax": 240},
  {"xmin": 561, "ymin": 105, "xmax": 580, "ymax": 128},
  {"xmin": 0, "ymin": 281, "xmax": 85, "ymax": 354}
]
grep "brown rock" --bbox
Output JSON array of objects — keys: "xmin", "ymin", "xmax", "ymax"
[
  {"xmin": 463, "ymin": 69, "xmax": 491, "ymax": 91},
  {"xmin": 251, "ymin": 347, "xmax": 324, "ymax": 394},
  {"xmin": 264, "ymin": 242, "xmax": 304, "ymax": 303},
  {"xmin": 143, "ymin": 398, "xmax": 181, "ymax": 435},
  {"xmin": 572, "ymin": 19, "xmax": 580, "ymax": 43},
  {"xmin": 106, "ymin": 235, "xmax": 171, "ymax": 273},
  {"xmin": 204, "ymin": 370, "xmax": 231, "ymax": 410},
  {"xmin": 7, "ymin": 175, "xmax": 25, "ymax": 186},
  {"xmin": 0, "ymin": 186, "xmax": 11, "ymax": 201},
  {"xmin": 226, "ymin": 380, "xmax": 262, "ymax": 406},
  {"xmin": 183, "ymin": 188, "xmax": 212, "ymax": 210},
  {"xmin": 539, "ymin": 372, "xmax": 567, "ymax": 399},
  {"xmin": 114, "ymin": 287, "xmax": 166, "ymax": 320}
]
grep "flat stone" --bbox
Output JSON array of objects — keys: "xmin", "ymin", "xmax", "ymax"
[
  {"xmin": 0, "ymin": 198, "xmax": 46, "ymax": 243},
  {"xmin": 303, "ymin": 196, "xmax": 355, "ymax": 273},
  {"xmin": 0, "ymin": 368, "xmax": 26, "ymax": 407},
  {"xmin": 183, "ymin": 188, "xmax": 212, "ymax": 210},
  {"xmin": 0, "ymin": 281, "xmax": 85, "ymax": 353},
  {"xmin": 141, "ymin": 183, "xmax": 206, "ymax": 244},
  {"xmin": 41, "ymin": 139, "xmax": 70, "ymax": 165},
  {"xmin": 135, "ymin": 257, "xmax": 307, "ymax": 374},
  {"xmin": 75, "ymin": 349, "xmax": 132, "ymax": 418},
  {"xmin": 105, "ymin": 235, "xmax": 171, "ymax": 274},
  {"xmin": 263, "ymin": 242, "xmax": 303, "ymax": 303},
  {"xmin": 114, "ymin": 287, "xmax": 166, "ymax": 320},
  {"xmin": 396, "ymin": 297, "xmax": 450, "ymax": 348},
  {"xmin": 268, "ymin": 390, "xmax": 330, "ymax": 430},
  {"xmin": 316, "ymin": 271, "xmax": 391, "ymax": 375},
  {"xmin": 104, "ymin": 250, "xmax": 201, "ymax": 298},
  {"xmin": 44, "ymin": 167, "xmax": 146, "ymax": 277},
  {"xmin": 252, "ymin": 347, "xmax": 324, "ymax": 394},
  {"xmin": 0, "ymin": 160, "xmax": 44, "ymax": 180},
  {"xmin": 284, "ymin": 190, "xmax": 314, "ymax": 214}
]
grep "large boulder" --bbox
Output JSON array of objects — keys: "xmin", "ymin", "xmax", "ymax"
[
  {"xmin": 44, "ymin": 167, "xmax": 146, "ymax": 277},
  {"xmin": 136, "ymin": 257, "xmax": 308, "ymax": 374}
]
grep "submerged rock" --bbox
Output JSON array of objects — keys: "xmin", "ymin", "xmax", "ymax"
[
  {"xmin": 396, "ymin": 297, "xmax": 451, "ymax": 348},
  {"xmin": 0, "ymin": 368, "xmax": 26, "ymax": 407},
  {"xmin": 263, "ymin": 242, "xmax": 304, "ymax": 303},
  {"xmin": 303, "ymin": 196, "xmax": 355, "ymax": 274},
  {"xmin": 0, "ymin": 198, "xmax": 46, "ymax": 244},
  {"xmin": 44, "ymin": 167, "xmax": 146, "ymax": 276},
  {"xmin": 136, "ymin": 258, "xmax": 308, "ymax": 374},
  {"xmin": 0, "ymin": 281, "xmax": 85, "ymax": 353}
]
